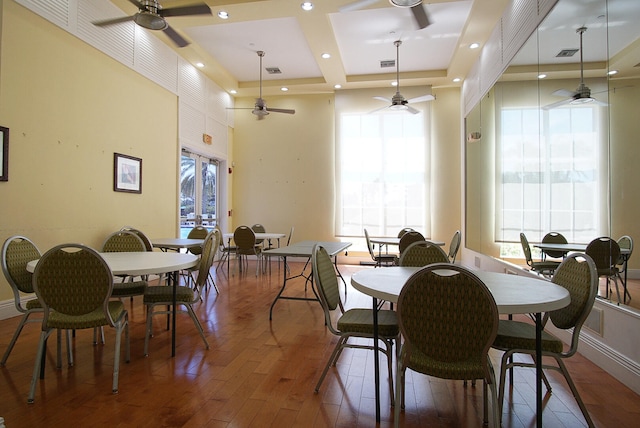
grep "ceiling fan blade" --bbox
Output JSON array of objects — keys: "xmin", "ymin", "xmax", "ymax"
[
  {"xmin": 92, "ymin": 15, "xmax": 136, "ymax": 27},
  {"xmin": 373, "ymin": 96, "xmax": 392, "ymax": 103},
  {"xmin": 339, "ymin": 0, "xmax": 381, "ymax": 13},
  {"xmin": 406, "ymin": 105, "xmax": 421, "ymax": 114},
  {"xmin": 161, "ymin": 4, "xmax": 212, "ymax": 18},
  {"xmin": 411, "ymin": 4, "xmax": 431, "ymax": 29},
  {"xmin": 266, "ymin": 107, "xmax": 295, "ymax": 115},
  {"xmin": 552, "ymin": 89, "xmax": 578, "ymax": 98},
  {"xmin": 162, "ymin": 25, "xmax": 189, "ymax": 47},
  {"xmin": 542, "ymin": 98, "xmax": 572, "ymax": 110},
  {"xmin": 407, "ymin": 94, "xmax": 434, "ymax": 103},
  {"xmin": 368, "ymin": 105, "xmax": 390, "ymax": 114}
]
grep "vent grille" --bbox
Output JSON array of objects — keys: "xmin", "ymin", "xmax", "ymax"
[
  {"xmin": 265, "ymin": 67, "xmax": 282, "ymax": 74},
  {"xmin": 557, "ymin": 49, "xmax": 578, "ymax": 57},
  {"xmin": 380, "ymin": 60, "xmax": 395, "ymax": 68}
]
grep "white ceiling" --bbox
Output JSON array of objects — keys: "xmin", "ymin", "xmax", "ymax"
[{"xmin": 106, "ymin": 0, "xmax": 640, "ymax": 98}]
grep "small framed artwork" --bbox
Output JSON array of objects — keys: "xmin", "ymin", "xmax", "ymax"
[
  {"xmin": 0, "ymin": 126, "xmax": 8, "ymax": 182},
  {"xmin": 113, "ymin": 153, "xmax": 142, "ymax": 194}
]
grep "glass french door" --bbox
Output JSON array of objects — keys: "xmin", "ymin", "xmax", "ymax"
[{"xmin": 180, "ymin": 150, "xmax": 218, "ymax": 233}]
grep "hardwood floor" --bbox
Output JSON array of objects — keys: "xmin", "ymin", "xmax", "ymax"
[{"xmin": 1, "ymin": 260, "xmax": 639, "ymax": 427}]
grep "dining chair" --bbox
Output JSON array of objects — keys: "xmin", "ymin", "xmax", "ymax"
[
  {"xmin": 447, "ymin": 230, "xmax": 462, "ymax": 263},
  {"xmin": 183, "ymin": 229, "xmax": 221, "ymax": 294},
  {"xmin": 215, "ymin": 224, "xmax": 237, "ymax": 273},
  {"xmin": 234, "ymin": 225, "xmax": 263, "ymax": 276},
  {"xmin": 492, "ymin": 253, "xmax": 597, "ymax": 427},
  {"xmin": 101, "ymin": 230, "xmax": 148, "ymax": 299},
  {"xmin": 586, "ymin": 236, "xmax": 622, "ymax": 303},
  {"xmin": 186, "ymin": 225, "xmax": 209, "ymax": 256},
  {"xmin": 143, "ymin": 230, "xmax": 215, "ymax": 355},
  {"xmin": 616, "ymin": 235, "xmax": 633, "ymax": 303},
  {"xmin": 541, "ymin": 231, "xmax": 568, "ymax": 260},
  {"xmin": 251, "ymin": 223, "xmax": 266, "ymax": 248},
  {"xmin": 29, "ymin": 243, "xmax": 130, "ymax": 403},
  {"xmin": 119, "ymin": 226, "xmax": 154, "ymax": 251},
  {"xmin": 312, "ymin": 244, "xmax": 400, "ymax": 405},
  {"xmin": 364, "ymin": 228, "xmax": 397, "ymax": 267},
  {"xmin": 398, "ymin": 230, "xmax": 425, "ymax": 255},
  {"xmin": 1, "ymin": 236, "xmax": 44, "ymax": 366},
  {"xmin": 398, "ymin": 240, "xmax": 449, "ymax": 267},
  {"xmin": 520, "ymin": 232, "xmax": 560, "ymax": 278},
  {"xmin": 394, "ymin": 263, "xmax": 499, "ymax": 428}
]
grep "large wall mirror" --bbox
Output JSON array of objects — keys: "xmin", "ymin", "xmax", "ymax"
[{"xmin": 465, "ymin": 0, "xmax": 640, "ymax": 308}]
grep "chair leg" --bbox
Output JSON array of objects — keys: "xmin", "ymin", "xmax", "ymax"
[
  {"xmin": 144, "ymin": 304, "xmax": 154, "ymax": 356},
  {"xmin": 1, "ymin": 311, "xmax": 38, "ymax": 366},
  {"xmin": 28, "ymin": 329, "xmax": 54, "ymax": 403},
  {"xmin": 314, "ymin": 337, "xmax": 346, "ymax": 393},
  {"xmin": 394, "ymin": 360, "xmax": 403, "ymax": 428},
  {"xmin": 185, "ymin": 304, "xmax": 209, "ymax": 349},
  {"xmin": 556, "ymin": 358, "xmax": 595, "ymax": 427}
]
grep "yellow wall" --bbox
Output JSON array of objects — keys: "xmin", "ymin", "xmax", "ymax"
[{"xmin": 0, "ymin": 2, "xmax": 179, "ymax": 301}]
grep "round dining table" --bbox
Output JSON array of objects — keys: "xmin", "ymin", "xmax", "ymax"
[{"xmin": 351, "ymin": 265, "xmax": 570, "ymax": 425}]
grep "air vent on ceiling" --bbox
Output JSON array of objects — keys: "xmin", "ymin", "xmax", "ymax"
[
  {"xmin": 380, "ymin": 60, "xmax": 395, "ymax": 68},
  {"xmin": 265, "ymin": 67, "xmax": 281, "ymax": 74},
  {"xmin": 556, "ymin": 48, "xmax": 579, "ymax": 58}
]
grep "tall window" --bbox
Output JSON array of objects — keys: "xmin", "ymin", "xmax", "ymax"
[
  {"xmin": 335, "ymin": 90, "xmax": 430, "ymax": 238},
  {"xmin": 180, "ymin": 150, "xmax": 218, "ymax": 228},
  {"xmin": 496, "ymin": 104, "xmax": 602, "ymax": 244}
]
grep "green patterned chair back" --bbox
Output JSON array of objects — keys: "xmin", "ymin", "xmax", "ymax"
[
  {"xmin": 194, "ymin": 230, "xmax": 218, "ymax": 290},
  {"xmin": 448, "ymin": 230, "xmax": 462, "ymax": 263},
  {"xmin": 102, "ymin": 230, "xmax": 146, "ymax": 253},
  {"xmin": 399, "ymin": 241, "xmax": 449, "ymax": 267},
  {"xmin": 542, "ymin": 232, "xmax": 568, "ymax": 259},
  {"xmin": 399, "ymin": 231, "xmax": 425, "ymax": 254},
  {"xmin": 234, "ymin": 226, "xmax": 258, "ymax": 256},
  {"xmin": 520, "ymin": 233, "xmax": 534, "ymax": 267},
  {"xmin": 187, "ymin": 226, "xmax": 209, "ymax": 255},
  {"xmin": 2, "ymin": 235, "xmax": 41, "ymax": 295},
  {"xmin": 548, "ymin": 253, "xmax": 597, "ymax": 354},
  {"xmin": 251, "ymin": 224, "xmax": 266, "ymax": 245},
  {"xmin": 363, "ymin": 228, "xmax": 376, "ymax": 259},
  {"xmin": 33, "ymin": 244, "xmax": 114, "ymax": 324},
  {"xmin": 120, "ymin": 226, "xmax": 153, "ymax": 251},
  {"xmin": 585, "ymin": 236, "xmax": 620, "ymax": 276},
  {"xmin": 616, "ymin": 235, "xmax": 633, "ymax": 266},
  {"xmin": 397, "ymin": 263, "xmax": 498, "ymax": 380},
  {"xmin": 397, "ymin": 227, "xmax": 415, "ymax": 238},
  {"xmin": 312, "ymin": 245, "xmax": 343, "ymax": 333}
]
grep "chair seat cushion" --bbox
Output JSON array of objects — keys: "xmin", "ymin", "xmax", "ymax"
[
  {"xmin": 401, "ymin": 343, "xmax": 487, "ymax": 380},
  {"xmin": 46, "ymin": 301, "xmax": 126, "ymax": 329},
  {"xmin": 111, "ymin": 280, "xmax": 147, "ymax": 297},
  {"xmin": 143, "ymin": 285, "xmax": 195, "ymax": 304},
  {"xmin": 492, "ymin": 319, "xmax": 563, "ymax": 354},
  {"xmin": 531, "ymin": 261, "xmax": 561, "ymax": 271},
  {"xmin": 338, "ymin": 308, "xmax": 399, "ymax": 337},
  {"xmin": 25, "ymin": 298, "xmax": 42, "ymax": 310}
]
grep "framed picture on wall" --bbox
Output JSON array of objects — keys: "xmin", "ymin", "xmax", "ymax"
[
  {"xmin": 0, "ymin": 126, "xmax": 8, "ymax": 182},
  {"xmin": 113, "ymin": 153, "xmax": 142, "ymax": 194}
]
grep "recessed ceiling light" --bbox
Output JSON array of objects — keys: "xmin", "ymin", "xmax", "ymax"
[
  {"xmin": 334, "ymin": 84, "xmax": 342, "ymax": 89},
  {"xmin": 469, "ymin": 43, "xmax": 480, "ymax": 49},
  {"xmin": 538, "ymin": 74, "xmax": 547, "ymax": 79},
  {"xmin": 321, "ymin": 53, "xmax": 331, "ymax": 59},
  {"xmin": 608, "ymin": 70, "xmax": 619, "ymax": 75},
  {"xmin": 453, "ymin": 77, "xmax": 461, "ymax": 83},
  {"xmin": 229, "ymin": 90, "xmax": 237, "ymax": 94},
  {"xmin": 195, "ymin": 62, "xmax": 204, "ymax": 68},
  {"xmin": 301, "ymin": 2, "xmax": 313, "ymax": 11},
  {"xmin": 281, "ymin": 87, "xmax": 289, "ymax": 92},
  {"xmin": 217, "ymin": 11, "xmax": 229, "ymax": 19}
]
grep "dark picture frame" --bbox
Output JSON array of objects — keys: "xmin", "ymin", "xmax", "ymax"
[
  {"xmin": 113, "ymin": 153, "xmax": 142, "ymax": 194},
  {"xmin": 0, "ymin": 126, "xmax": 8, "ymax": 182}
]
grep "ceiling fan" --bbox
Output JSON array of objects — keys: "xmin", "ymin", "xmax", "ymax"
[
  {"xmin": 231, "ymin": 51, "xmax": 296, "ymax": 120},
  {"xmin": 92, "ymin": 0, "xmax": 211, "ymax": 48},
  {"xmin": 370, "ymin": 40, "xmax": 434, "ymax": 115},
  {"xmin": 340, "ymin": 0, "xmax": 431, "ymax": 30},
  {"xmin": 543, "ymin": 27, "xmax": 607, "ymax": 110}
]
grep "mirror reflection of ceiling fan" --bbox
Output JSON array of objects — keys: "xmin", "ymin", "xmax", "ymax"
[
  {"xmin": 370, "ymin": 40, "xmax": 434, "ymax": 115},
  {"xmin": 230, "ymin": 51, "xmax": 295, "ymax": 120},
  {"xmin": 340, "ymin": 0, "xmax": 431, "ymax": 29},
  {"xmin": 544, "ymin": 26, "xmax": 607, "ymax": 110},
  {"xmin": 92, "ymin": 0, "xmax": 211, "ymax": 48}
]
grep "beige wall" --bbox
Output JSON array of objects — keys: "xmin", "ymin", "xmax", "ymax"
[{"xmin": 0, "ymin": 2, "xmax": 180, "ymax": 301}]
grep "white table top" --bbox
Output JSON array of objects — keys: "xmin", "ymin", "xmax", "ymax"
[
  {"xmin": 27, "ymin": 252, "xmax": 198, "ymax": 276},
  {"xmin": 263, "ymin": 240, "xmax": 352, "ymax": 257},
  {"xmin": 152, "ymin": 238, "xmax": 203, "ymax": 250},
  {"xmin": 351, "ymin": 266, "xmax": 570, "ymax": 315},
  {"xmin": 534, "ymin": 242, "xmax": 631, "ymax": 256}
]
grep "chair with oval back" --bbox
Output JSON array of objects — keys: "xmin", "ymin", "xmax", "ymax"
[
  {"xmin": 397, "ymin": 227, "xmax": 415, "ymax": 238},
  {"xmin": 448, "ymin": 230, "xmax": 462, "ymax": 263},
  {"xmin": 398, "ymin": 241, "xmax": 449, "ymax": 267},
  {"xmin": 541, "ymin": 232, "xmax": 568, "ymax": 261},
  {"xmin": 234, "ymin": 225, "xmax": 263, "ymax": 276},
  {"xmin": 364, "ymin": 228, "xmax": 397, "ymax": 267},
  {"xmin": 520, "ymin": 233, "xmax": 560, "ymax": 278},
  {"xmin": 101, "ymin": 230, "xmax": 148, "ymax": 299},
  {"xmin": 29, "ymin": 243, "xmax": 130, "ymax": 403},
  {"xmin": 186, "ymin": 226, "xmax": 209, "ymax": 256},
  {"xmin": 398, "ymin": 230, "xmax": 425, "ymax": 255},
  {"xmin": 586, "ymin": 236, "xmax": 621, "ymax": 303},
  {"xmin": 616, "ymin": 235, "xmax": 633, "ymax": 303}
]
